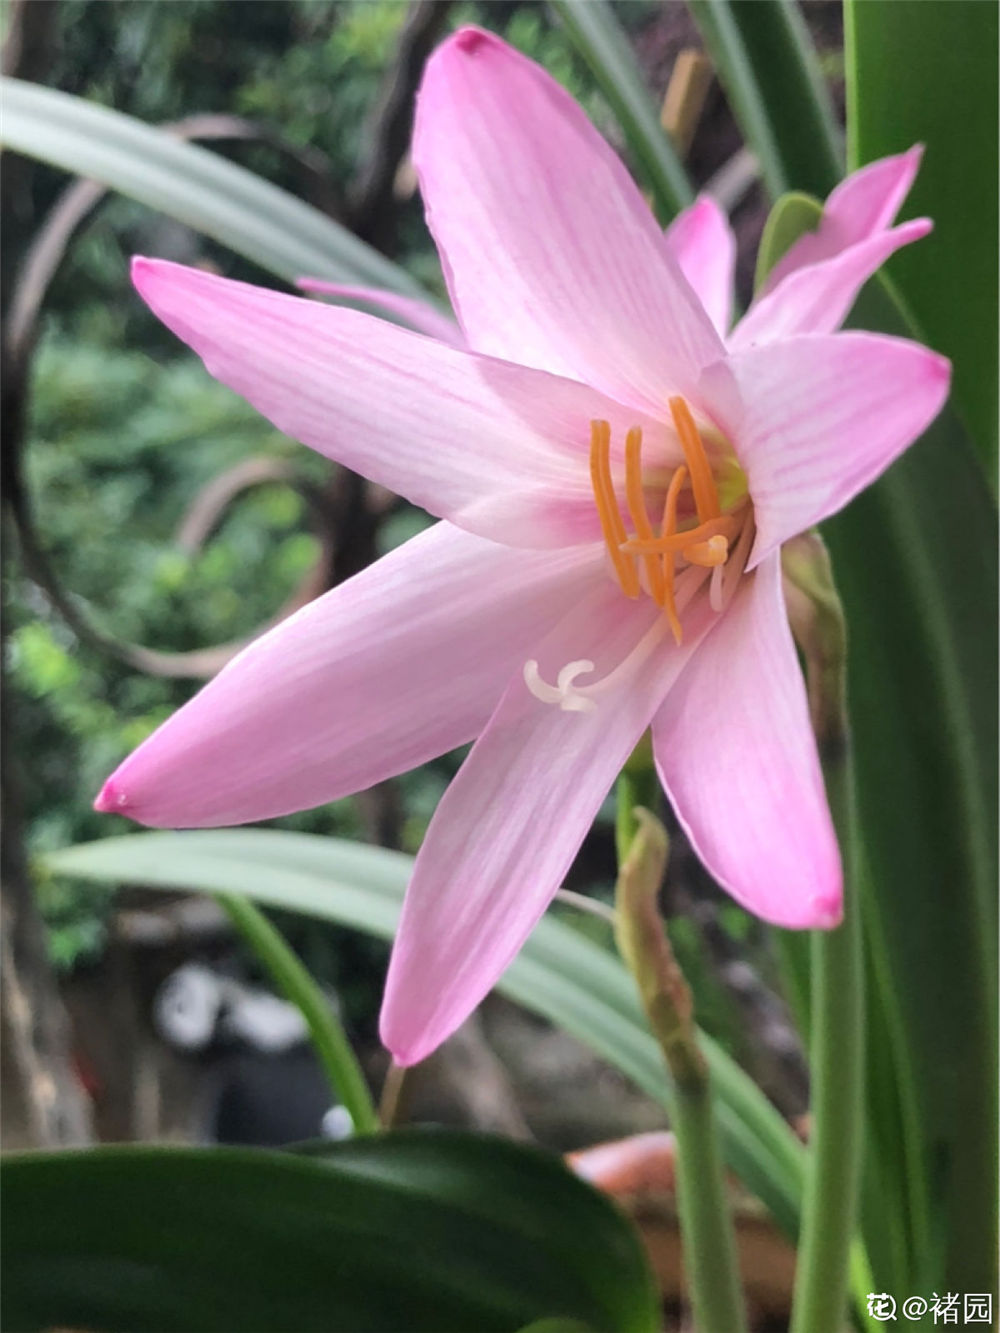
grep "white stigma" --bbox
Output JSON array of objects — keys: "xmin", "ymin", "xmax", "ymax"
[{"xmin": 523, "ymin": 658, "xmax": 597, "ymax": 712}]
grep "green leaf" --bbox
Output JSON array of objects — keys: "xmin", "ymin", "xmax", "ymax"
[
  {"xmin": 2, "ymin": 1133, "xmax": 658, "ymax": 1333},
  {"xmin": 823, "ymin": 330, "xmax": 998, "ymax": 1297},
  {"xmin": 845, "ymin": 0, "xmax": 998, "ymax": 474},
  {"xmin": 43, "ymin": 828, "xmax": 806, "ymax": 1239},
  {"xmin": 756, "ymin": 190, "xmax": 998, "ymax": 1296},
  {"xmin": 548, "ymin": 0, "xmax": 693, "ymax": 219},
  {"xmin": 517, "ymin": 1322, "xmax": 598, "ymax": 1333},
  {"xmin": 0, "ymin": 77, "xmax": 425, "ymax": 294},
  {"xmin": 753, "ymin": 190, "xmax": 822, "ymax": 293},
  {"xmin": 686, "ymin": 0, "xmax": 842, "ymax": 200}
]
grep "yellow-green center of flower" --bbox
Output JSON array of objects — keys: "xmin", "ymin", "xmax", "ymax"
[{"xmin": 589, "ymin": 397, "xmax": 752, "ymax": 643}]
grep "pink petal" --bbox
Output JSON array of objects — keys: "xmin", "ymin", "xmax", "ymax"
[
  {"xmin": 653, "ymin": 552, "xmax": 841, "ymax": 929},
  {"xmin": 701, "ymin": 332, "xmax": 951, "ymax": 564},
  {"xmin": 664, "ymin": 195, "xmax": 736, "ymax": 335},
  {"xmin": 413, "ymin": 27, "xmax": 724, "ymax": 418},
  {"xmin": 762, "ymin": 145, "xmax": 924, "ymax": 293},
  {"xmin": 730, "ymin": 218, "xmax": 931, "ymax": 348},
  {"xmin": 295, "ymin": 278, "xmax": 464, "ymax": 347},
  {"xmin": 381, "ymin": 581, "xmax": 698, "ymax": 1065},
  {"xmin": 132, "ymin": 257, "xmax": 677, "ymax": 550},
  {"xmin": 95, "ymin": 523, "xmax": 600, "ymax": 827}
]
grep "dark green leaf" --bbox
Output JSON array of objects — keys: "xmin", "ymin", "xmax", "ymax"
[
  {"xmin": 2, "ymin": 1133, "xmax": 658, "ymax": 1333},
  {"xmin": 846, "ymin": 0, "xmax": 998, "ymax": 473},
  {"xmin": 824, "ymin": 330, "xmax": 998, "ymax": 1296},
  {"xmin": 686, "ymin": 0, "xmax": 841, "ymax": 200},
  {"xmin": 756, "ymin": 188, "xmax": 998, "ymax": 1296}
]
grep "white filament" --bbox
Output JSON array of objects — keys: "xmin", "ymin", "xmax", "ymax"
[
  {"xmin": 709, "ymin": 561, "xmax": 726, "ymax": 612},
  {"xmin": 523, "ymin": 614, "xmax": 673, "ymax": 713},
  {"xmin": 522, "ymin": 547, "xmax": 750, "ymax": 717}
]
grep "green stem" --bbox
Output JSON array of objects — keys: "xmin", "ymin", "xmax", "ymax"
[
  {"xmin": 671, "ymin": 1074, "xmax": 749, "ymax": 1333},
  {"xmin": 785, "ymin": 537, "xmax": 865, "ymax": 1333},
  {"xmin": 216, "ymin": 892, "xmax": 379, "ymax": 1136},
  {"xmin": 614, "ymin": 802, "xmax": 749, "ymax": 1333},
  {"xmin": 549, "ymin": 0, "xmax": 693, "ymax": 220},
  {"xmin": 789, "ymin": 752, "xmax": 865, "ymax": 1333}
]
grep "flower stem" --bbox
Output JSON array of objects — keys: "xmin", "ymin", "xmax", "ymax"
[
  {"xmin": 614, "ymin": 800, "xmax": 749, "ymax": 1333},
  {"xmin": 789, "ymin": 753, "xmax": 865, "ymax": 1333},
  {"xmin": 670, "ymin": 1070, "xmax": 750, "ymax": 1333},
  {"xmin": 784, "ymin": 535, "xmax": 865, "ymax": 1333},
  {"xmin": 216, "ymin": 892, "xmax": 379, "ymax": 1136}
]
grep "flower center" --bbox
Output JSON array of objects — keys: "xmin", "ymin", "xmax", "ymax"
[
  {"xmin": 522, "ymin": 398, "xmax": 754, "ymax": 715},
  {"xmin": 589, "ymin": 397, "xmax": 752, "ymax": 643}
]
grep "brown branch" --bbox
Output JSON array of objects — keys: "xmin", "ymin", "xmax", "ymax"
[
  {"xmin": 9, "ymin": 455, "xmax": 335, "ymax": 680},
  {"xmin": 661, "ymin": 49, "xmax": 714, "ymax": 158},
  {"xmin": 173, "ymin": 456, "xmax": 323, "ymax": 552},
  {"xmin": 348, "ymin": 0, "xmax": 455, "ymax": 248},
  {"xmin": 1, "ymin": 574, "xmax": 94, "ymax": 1147},
  {"xmin": 1, "ymin": 116, "xmax": 345, "ymax": 681},
  {"xmin": 6, "ymin": 112, "xmax": 336, "ymax": 378},
  {"xmin": 1, "ymin": 0, "xmax": 58, "ymax": 80}
]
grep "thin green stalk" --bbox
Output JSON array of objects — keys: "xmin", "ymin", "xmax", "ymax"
[
  {"xmin": 670, "ymin": 1075, "xmax": 749, "ymax": 1333},
  {"xmin": 685, "ymin": 0, "xmax": 788, "ymax": 200},
  {"xmin": 789, "ymin": 751, "xmax": 864, "ymax": 1333},
  {"xmin": 216, "ymin": 892, "xmax": 379, "ymax": 1136},
  {"xmin": 614, "ymin": 804, "xmax": 748, "ymax": 1333},
  {"xmin": 548, "ymin": 0, "xmax": 693, "ymax": 220},
  {"xmin": 784, "ymin": 536, "xmax": 865, "ymax": 1333}
]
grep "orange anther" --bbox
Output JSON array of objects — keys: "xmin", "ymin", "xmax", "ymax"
[
  {"xmin": 683, "ymin": 534, "xmax": 729, "ymax": 567},
  {"xmin": 669, "ymin": 397, "xmax": 720, "ymax": 522},
  {"xmin": 624, "ymin": 427, "xmax": 666, "ymax": 605},
  {"xmin": 589, "ymin": 421, "xmax": 640, "ymax": 598}
]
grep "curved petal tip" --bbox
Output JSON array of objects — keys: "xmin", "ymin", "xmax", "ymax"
[
  {"xmin": 94, "ymin": 776, "xmax": 129, "ymax": 815},
  {"xmin": 379, "ymin": 1020, "xmax": 432, "ymax": 1070},
  {"xmin": 130, "ymin": 254, "xmax": 158, "ymax": 291},
  {"xmin": 451, "ymin": 25, "xmax": 493, "ymax": 55},
  {"xmin": 928, "ymin": 349, "xmax": 953, "ymax": 388},
  {"xmin": 809, "ymin": 891, "xmax": 843, "ymax": 931}
]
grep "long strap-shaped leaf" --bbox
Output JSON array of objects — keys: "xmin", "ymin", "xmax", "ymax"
[
  {"xmin": 825, "ymin": 347, "xmax": 998, "ymax": 1300},
  {"xmin": 0, "ymin": 77, "xmax": 426, "ymax": 295},
  {"xmin": 845, "ymin": 0, "xmax": 997, "ymax": 482},
  {"xmin": 43, "ymin": 829, "xmax": 805, "ymax": 1239},
  {"xmin": 758, "ymin": 194, "xmax": 998, "ymax": 1298},
  {"xmin": 547, "ymin": 0, "xmax": 693, "ymax": 220},
  {"xmin": 686, "ymin": 0, "xmax": 842, "ymax": 199}
]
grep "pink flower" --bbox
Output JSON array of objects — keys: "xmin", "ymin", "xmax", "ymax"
[{"xmin": 95, "ymin": 28, "xmax": 948, "ymax": 1065}]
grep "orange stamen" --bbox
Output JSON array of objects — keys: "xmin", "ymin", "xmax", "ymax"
[
  {"xmin": 589, "ymin": 421, "xmax": 640, "ymax": 598},
  {"xmin": 621, "ymin": 511, "xmax": 742, "ymax": 555},
  {"xmin": 683, "ymin": 534, "xmax": 730, "ymax": 567},
  {"xmin": 624, "ymin": 427, "xmax": 666, "ymax": 605},
  {"xmin": 669, "ymin": 396, "xmax": 719, "ymax": 521},
  {"xmin": 659, "ymin": 464, "xmax": 687, "ymax": 644}
]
